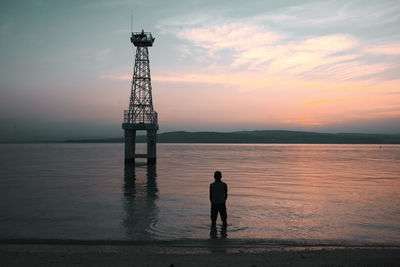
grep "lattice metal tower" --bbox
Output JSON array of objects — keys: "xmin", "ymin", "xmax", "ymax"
[{"xmin": 122, "ymin": 30, "xmax": 158, "ymax": 164}]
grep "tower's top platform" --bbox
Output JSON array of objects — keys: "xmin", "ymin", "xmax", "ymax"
[{"xmin": 131, "ymin": 30, "xmax": 155, "ymax": 47}]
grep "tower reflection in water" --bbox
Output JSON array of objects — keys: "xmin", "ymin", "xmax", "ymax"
[{"xmin": 123, "ymin": 163, "xmax": 158, "ymax": 239}]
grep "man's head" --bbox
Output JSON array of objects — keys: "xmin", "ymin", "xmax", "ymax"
[{"xmin": 214, "ymin": 171, "xmax": 222, "ymax": 181}]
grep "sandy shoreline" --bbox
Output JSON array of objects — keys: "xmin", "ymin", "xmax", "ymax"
[{"xmin": 1, "ymin": 241, "xmax": 399, "ymax": 267}]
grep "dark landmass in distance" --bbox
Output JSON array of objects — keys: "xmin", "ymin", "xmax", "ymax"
[{"xmin": 63, "ymin": 130, "xmax": 400, "ymax": 144}]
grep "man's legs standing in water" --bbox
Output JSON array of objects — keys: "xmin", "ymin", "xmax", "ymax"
[{"xmin": 211, "ymin": 203, "xmax": 227, "ymax": 227}]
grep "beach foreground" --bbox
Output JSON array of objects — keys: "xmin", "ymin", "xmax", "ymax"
[{"xmin": 1, "ymin": 243, "xmax": 398, "ymax": 267}]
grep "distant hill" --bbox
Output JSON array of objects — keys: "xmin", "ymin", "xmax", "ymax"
[{"xmin": 65, "ymin": 130, "xmax": 400, "ymax": 144}]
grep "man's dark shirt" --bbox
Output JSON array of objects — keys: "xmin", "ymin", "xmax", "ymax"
[{"xmin": 209, "ymin": 181, "xmax": 228, "ymax": 204}]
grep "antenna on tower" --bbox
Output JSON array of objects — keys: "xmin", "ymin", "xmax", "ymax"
[{"xmin": 130, "ymin": 14, "xmax": 133, "ymax": 33}]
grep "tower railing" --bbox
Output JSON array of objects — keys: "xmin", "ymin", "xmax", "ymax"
[
  {"xmin": 124, "ymin": 109, "xmax": 158, "ymax": 125},
  {"xmin": 131, "ymin": 31, "xmax": 154, "ymax": 47}
]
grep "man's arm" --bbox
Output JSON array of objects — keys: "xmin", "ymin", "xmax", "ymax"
[
  {"xmin": 209, "ymin": 184, "xmax": 213, "ymax": 203},
  {"xmin": 224, "ymin": 183, "xmax": 228, "ymax": 200}
]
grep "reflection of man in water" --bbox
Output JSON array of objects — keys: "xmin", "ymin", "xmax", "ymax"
[{"xmin": 210, "ymin": 171, "xmax": 228, "ymax": 227}]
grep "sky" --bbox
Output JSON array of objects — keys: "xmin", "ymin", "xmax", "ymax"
[{"xmin": 0, "ymin": 0, "xmax": 399, "ymax": 141}]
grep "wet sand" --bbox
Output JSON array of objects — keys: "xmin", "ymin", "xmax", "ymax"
[{"xmin": 1, "ymin": 242, "xmax": 399, "ymax": 267}]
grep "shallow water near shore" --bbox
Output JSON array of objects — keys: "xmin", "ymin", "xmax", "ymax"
[{"xmin": 0, "ymin": 143, "xmax": 399, "ymax": 245}]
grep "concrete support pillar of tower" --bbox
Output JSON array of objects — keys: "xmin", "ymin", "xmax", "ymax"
[
  {"xmin": 124, "ymin": 129, "xmax": 136, "ymax": 162},
  {"xmin": 146, "ymin": 130, "xmax": 157, "ymax": 164}
]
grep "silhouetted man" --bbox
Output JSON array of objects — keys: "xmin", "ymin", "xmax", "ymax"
[{"xmin": 210, "ymin": 171, "xmax": 228, "ymax": 227}]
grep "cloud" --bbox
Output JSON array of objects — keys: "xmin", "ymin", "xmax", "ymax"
[
  {"xmin": 178, "ymin": 23, "xmax": 283, "ymax": 53},
  {"xmin": 232, "ymin": 34, "xmax": 361, "ymax": 76},
  {"xmin": 365, "ymin": 42, "xmax": 400, "ymax": 55},
  {"xmin": 309, "ymin": 61, "xmax": 392, "ymax": 81},
  {"xmin": 256, "ymin": 0, "xmax": 400, "ymax": 28},
  {"xmin": 160, "ymin": 19, "xmax": 395, "ymax": 81},
  {"xmin": 255, "ymin": 1, "xmax": 348, "ymax": 27},
  {"xmin": 157, "ymin": 1, "xmax": 399, "ymax": 82}
]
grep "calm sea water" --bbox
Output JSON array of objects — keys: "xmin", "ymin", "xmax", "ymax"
[{"xmin": 0, "ymin": 143, "xmax": 399, "ymax": 245}]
